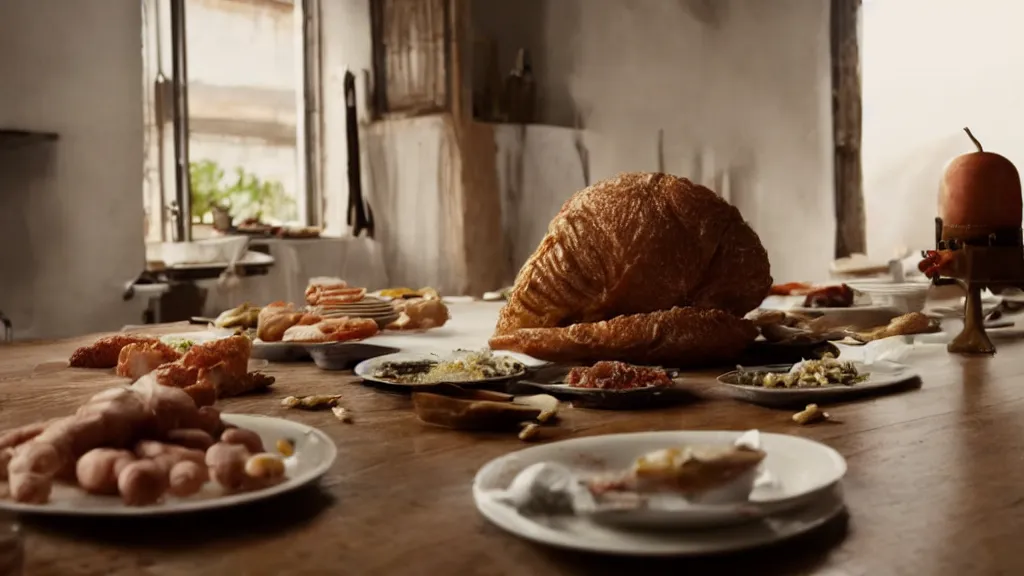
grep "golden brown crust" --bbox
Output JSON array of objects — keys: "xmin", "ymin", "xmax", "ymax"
[
  {"xmin": 495, "ymin": 173, "xmax": 771, "ymax": 338},
  {"xmin": 69, "ymin": 335, "xmax": 166, "ymax": 369},
  {"xmin": 488, "ymin": 306, "xmax": 759, "ymax": 367}
]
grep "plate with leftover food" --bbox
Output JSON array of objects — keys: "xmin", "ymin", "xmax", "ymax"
[
  {"xmin": 0, "ymin": 384, "xmax": 337, "ymax": 516},
  {"xmin": 473, "ymin": 429, "xmax": 847, "ymax": 555},
  {"xmin": 354, "ymin": 350, "xmax": 528, "ymax": 389},
  {"xmin": 716, "ymin": 354, "xmax": 920, "ymax": 408},
  {"xmin": 509, "ymin": 361, "xmax": 686, "ymax": 409},
  {"xmin": 764, "ymin": 283, "xmax": 896, "ymax": 315}
]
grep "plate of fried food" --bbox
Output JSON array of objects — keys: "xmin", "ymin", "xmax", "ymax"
[
  {"xmin": 715, "ymin": 354, "xmax": 921, "ymax": 408},
  {"xmin": 355, "ymin": 350, "xmax": 527, "ymax": 390},
  {"xmin": 0, "ymin": 376, "xmax": 337, "ymax": 516},
  {"xmin": 252, "ymin": 281, "xmax": 398, "ymax": 369},
  {"xmin": 68, "ymin": 333, "xmax": 275, "ymax": 407},
  {"xmin": 473, "ymin": 429, "xmax": 847, "ymax": 555},
  {"xmin": 509, "ymin": 361, "xmax": 685, "ymax": 409},
  {"xmin": 247, "ymin": 279, "xmax": 447, "ymax": 368}
]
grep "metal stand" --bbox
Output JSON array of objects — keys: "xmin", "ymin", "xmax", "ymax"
[
  {"xmin": 928, "ymin": 218, "xmax": 1024, "ymax": 355},
  {"xmin": 948, "ymin": 284, "xmax": 995, "ymax": 354}
]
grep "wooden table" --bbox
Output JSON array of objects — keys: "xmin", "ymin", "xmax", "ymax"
[{"xmin": 1, "ymin": 325, "xmax": 1022, "ymax": 576}]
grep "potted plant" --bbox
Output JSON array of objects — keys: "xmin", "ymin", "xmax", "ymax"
[{"xmin": 189, "ymin": 160, "xmax": 295, "ymax": 234}]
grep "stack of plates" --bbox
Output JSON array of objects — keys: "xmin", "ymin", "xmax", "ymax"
[{"xmin": 309, "ymin": 296, "xmax": 399, "ymax": 328}]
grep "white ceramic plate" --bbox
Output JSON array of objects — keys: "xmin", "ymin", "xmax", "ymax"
[
  {"xmin": 251, "ymin": 339, "xmax": 310, "ymax": 362},
  {"xmin": 354, "ymin": 351, "xmax": 528, "ymax": 388},
  {"xmin": 473, "ymin": 431, "xmax": 847, "ymax": 555},
  {"xmin": 760, "ymin": 295, "xmax": 895, "ymax": 316},
  {"xmin": 304, "ymin": 341, "xmax": 399, "ymax": 370},
  {"xmin": 0, "ymin": 414, "xmax": 337, "ymax": 516},
  {"xmin": 716, "ymin": 360, "xmax": 920, "ymax": 408}
]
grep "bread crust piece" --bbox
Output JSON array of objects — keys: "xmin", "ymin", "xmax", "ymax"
[
  {"xmin": 495, "ymin": 173, "xmax": 771, "ymax": 337},
  {"xmin": 489, "ymin": 306, "xmax": 758, "ymax": 367}
]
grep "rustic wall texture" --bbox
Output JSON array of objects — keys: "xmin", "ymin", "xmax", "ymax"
[
  {"xmin": 1, "ymin": 0, "xmax": 839, "ymax": 339},
  {"xmin": 0, "ymin": 0, "xmax": 146, "ymax": 340}
]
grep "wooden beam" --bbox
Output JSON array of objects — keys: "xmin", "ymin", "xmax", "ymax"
[{"xmin": 831, "ymin": 0, "xmax": 866, "ymax": 258}]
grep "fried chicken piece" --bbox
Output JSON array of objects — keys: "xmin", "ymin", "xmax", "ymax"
[
  {"xmin": 387, "ymin": 298, "xmax": 450, "ymax": 331},
  {"xmin": 148, "ymin": 335, "xmax": 268, "ymax": 406},
  {"xmin": 256, "ymin": 301, "xmax": 307, "ymax": 343},
  {"xmin": 307, "ymin": 286, "xmax": 367, "ymax": 306},
  {"xmin": 489, "ymin": 306, "xmax": 758, "ymax": 367},
  {"xmin": 304, "ymin": 279, "xmax": 347, "ymax": 302},
  {"xmin": 150, "ymin": 364, "xmax": 211, "ymax": 406},
  {"xmin": 151, "ymin": 362, "xmax": 198, "ymax": 389},
  {"xmin": 198, "ymin": 363, "xmax": 275, "ymax": 399},
  {"xmin": 115, "ymin": 342, "xmax": 181, "ymax": 380},
  {"xmin": 854, "ymin": 312, "xmax": 935, "ymax": 342},
  {"xmin": 282, "ymin": 317, "xmax": 379, "ymax": 343},
  {"xmin": 180, "ymin": 334, "xmax": 251, "ymax": 378},
  {"xmin": 69, "ymin": 335, "xmax": 162, "ymax": 369}
]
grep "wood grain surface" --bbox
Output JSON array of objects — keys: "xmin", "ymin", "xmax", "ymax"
[{"xmin": 1, "ymin": 322, "xmax": 1022, "ymax": 575}]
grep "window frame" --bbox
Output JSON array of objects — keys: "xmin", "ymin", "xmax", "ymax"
[
  {"xmin": 145, "ymin": 0, "xmax": 324, "ymax": 242},
  {"xmin": 369, "ymin": 0, "xmax": 453, "ymax": 119}
]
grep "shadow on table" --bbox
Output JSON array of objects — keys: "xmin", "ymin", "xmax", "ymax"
[
  {"xmin": 19, "ymin": 485, "xmax": 335, "ymax": 549},
  {"xmin": 535, "ymin": 509, "xmax": 850, "ymax": 575}
]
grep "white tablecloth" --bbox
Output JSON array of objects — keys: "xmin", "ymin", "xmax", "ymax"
[{"xmin": 201, "ymin": 236, "xmax": 389, "ymax": 314}]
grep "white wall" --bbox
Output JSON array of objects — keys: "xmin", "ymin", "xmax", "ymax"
[
  {"xmin": 479, "ymin": 0, "xmax": 836, "ymax": 284},
  {"xmin": 862, "ymin": 0, "xmax": 1024, "ymax": 258},
  {"xmin": 320, "ymin": 0, "xmax": 374, "ymax": 238},
  {"xmin": 0, "ymin": 0, "xmax": 146, "ymax": 340},
  {"xmin": 321, "ymin": 0, "xmax": 465, "ymax": 293},
  {"xmin": 322, "ymin": 0, "xmax": 838, "ymax": 291}
]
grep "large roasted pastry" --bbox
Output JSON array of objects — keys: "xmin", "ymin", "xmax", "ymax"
[{"xmin": 489, "ymin": 172, "xmax": 771, "ymax": 366}]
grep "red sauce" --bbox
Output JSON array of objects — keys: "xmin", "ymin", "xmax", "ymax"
[
  {"xmin": 802, "ymin": 284, "xmax": 854, "ymax": 308},
  {"xmin": 567, "ymin": 361, "xmax": 672, "ymax": 390}
]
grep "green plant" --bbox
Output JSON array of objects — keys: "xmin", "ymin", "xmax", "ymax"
[
  {"xmin": 189, "ymin": 160, "xmax": 230, "ymax": 223},
  {"xmin": 189, "ymin": 159, "xmax": 296, "ymax": 224}
]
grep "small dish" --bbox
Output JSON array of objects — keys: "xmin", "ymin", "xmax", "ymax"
[
  {"xmin": 354, "ymin": 351, "xmax": 528, "ymax": 389},
  {"xmin": 507, "ymin": 365, "xmax": 684, "ymax": 410},
  {"xmin": 304, "ymin": 342, "xmax": 399, "ymax": 371},
  {"xmin": 250, "ymin": 340, "xmax": 311, "ymax": 362},
  {"xmin": 715, "ymin": 361, "xmax": 921, "ymax": 408}
]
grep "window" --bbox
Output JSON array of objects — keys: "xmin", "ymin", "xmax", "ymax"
[
  {"xmin": 370, "ymin": 0, "xmax": 451, "ymax": 117},
  {"xmin": 142, "ymin": 0, "xmax": 322, "ymax": 242}
]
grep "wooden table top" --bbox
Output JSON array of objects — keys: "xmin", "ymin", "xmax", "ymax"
[{"xmin": 1, "ymin": 323, "xmax": 1022, "ymax": 576}]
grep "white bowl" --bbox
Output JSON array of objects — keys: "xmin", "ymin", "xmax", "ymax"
[
  {"xmin": 849, "ymin": 283, "xmax": 928, "ymax": 314},
  {"xmin": 147, "ymin": 237, "xmax": 250, "ymax": 266}
]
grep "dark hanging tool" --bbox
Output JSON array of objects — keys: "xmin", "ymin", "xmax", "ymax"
[
  {"xmin": 344, "ymin": 70, "xmax": 374, "ymax": 238},
  {"xmin": 0, "ymin": 310, "xmax": 11, "ymax": 343}
]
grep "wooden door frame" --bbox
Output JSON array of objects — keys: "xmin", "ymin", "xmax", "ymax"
[{"xmin": 831, "ymin": 0, "xmax": 865, "ymax": 258}]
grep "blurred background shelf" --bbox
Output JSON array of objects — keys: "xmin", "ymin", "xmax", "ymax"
[{"xmin": 0, "ymin": 129, "xmax": 59, "ymax": 149}]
